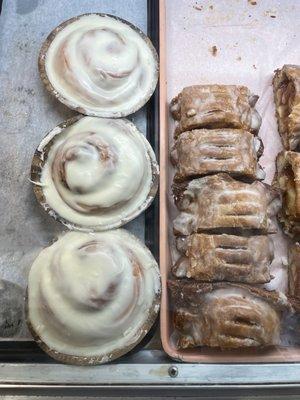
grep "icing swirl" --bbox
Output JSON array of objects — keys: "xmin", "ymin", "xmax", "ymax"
[
  {"xmin": 27, "ymin": 230, "xmax": 161, "ymax": 362},
  {"xmin": 41, "ymin": 14, "xmax": 158, "ymax": 117},
  {"xmin": 34, "ymin": 116, "xmax": 158, "ymax": 230}
]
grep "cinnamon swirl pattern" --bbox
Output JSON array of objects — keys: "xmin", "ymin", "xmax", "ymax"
[
  {"xmin": 27, "ymin": 230, "xmax": 161, "ymax": 364},
  {"xmin": 31, "ymin": 116, "xmax": 159, "ymax": 231},
  {"xmin": 39, "ymin": 14, "xmax": 158, "ymax": 117}
]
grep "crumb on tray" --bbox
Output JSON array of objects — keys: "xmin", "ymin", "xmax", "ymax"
[
  {"xmin": 193, "ymin": 1, "xmax": 203, "ymax": 11},
  {"xmin": 236, "ymin": 56, "xmax": 242, "ymax": 61},
  {"xmin": 265, "ymin": 9, "xmax": 277, "ymax": 18},
  {"xmin": 209, "ymin": 5, "xmax": 213, "ymax": 10},
  {"xmin": 248, "ymin": 0, "xmax": 257, "ymax": 5},
  {"xmin": 210, "ymin": 45, "xmax": 218, "ymax": 56},
  {"xmin": 253, "ymin": 64, "xmax": 257, "ymax": 70}
]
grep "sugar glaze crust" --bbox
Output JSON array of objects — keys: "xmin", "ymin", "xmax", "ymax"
[
  {"xmin": 173, "ymin": 173, "xmax": 281, "ymax": 236},
  {"xmin": 168, "ymin": 280, "xmax": 290, "ymax": 349},
  {"xmin": 274, "ymin": 150, "xmax": 300, "ymax": 238},
  {"xmin": 27, "ymin": 230, "xmax": 161, "ymax": 365},
  {"xmin": 173, "ymin": 233, "xmax": 273, "ymax": 284},
  {"xmin": 39, "ymin": 13, "xmax": 158, "ymax": 117},
  {"xmin": 171, "ymin": 128, "xmax": 265, "ymax": 182},
  {"xmin": 273, "ymin": 65, "xmax": 300, "ymax": 150},
  {"xmin": 170, "ymin": 85, "xmax": 262, "ymax": 137},
  {"xmin": 31, "ymin": 116, "xmax": 159, "ymax": 231}
]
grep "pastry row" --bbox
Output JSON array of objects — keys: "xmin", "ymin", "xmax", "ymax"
[
  {"xmin": 273, "ymin": 66, "xmax": 300, "ymax": 303},
  {"xmin": 168, "ymin": 77, "xmax": 290, "ymax": 351}
]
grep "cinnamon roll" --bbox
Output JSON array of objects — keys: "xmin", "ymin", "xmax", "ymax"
[
  {"xmin": 27, "ymin": 230, "xmax": 161, "ymax": 365},
  {"xmin": 31, "ymin": 116, "xmax": 159, "ymax": 231},
  {"xmin": 39, "ymin": 14, "xmax": 158, "ymax": 117}
]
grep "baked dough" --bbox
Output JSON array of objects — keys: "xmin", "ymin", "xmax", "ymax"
[
  {"xmin": 39, "ymin": 14, "xmax": 158, "ymax": 117},
  {"xmin": 27, "ymin": 230, "xmax": 160, "ymax": 364},
  {"xmin": 170, "ymin": 85, "xmax": 261, "ymax": 137},
  {"xmin": 173, "ymin": 233, "xmax": 273, "ymax": 283},
  {"xmin": 289, "ymin": 242, "xmax": 300, "ymax": 299},
  {"xmin": 169, "ymin": 280, "xmax": 290, "ymax": 349},
  {"xmin": 171, "ymin": 128, "xmax": 264, "ymax": 182},
  {"xmin": 31, "ymin": 116, "xmax": 158, "ymax": 231},
  {"xmin": 173, "ymin": 173, "xmax": 281, "ymax": 235},
  {"xmin": 274, "ymin": 151, "xmax": 300, "ymax": 238},
  {"xmin": 273, "ymin": 65, "xmax": 300, "ymax": 150}
]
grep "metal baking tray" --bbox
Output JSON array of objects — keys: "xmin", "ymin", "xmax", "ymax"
[{"xmin": 0, "ymin": 0, "xmax": 300, "ymax": 397}]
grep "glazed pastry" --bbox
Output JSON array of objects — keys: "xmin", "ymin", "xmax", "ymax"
[
  {"xmin": 273, "ymin": 65, "xmax": 300, "ymax": 150},
  {"xmin": 171, "ymin": 129, "xmax": 264, "ymax": 182},
  {"xmin": 31, "ymin": 116, "xmax": 159, "ymax": 231},
  {"xmin": 169, "ymin": 280, "xmax": 290, "ymax": 349},
  {"xmin": 173, "ymin": 173, "xmax": 281, "ymax": 236},
  {"xmin": 274, "ymin": 151, "xmax": 300, "ymax": 238},
  {"xmin": 27, "ymin": 230, "xmax": 161, "ymax": 365},
  {"xmin": 173, "ymin": 233, "xmax": 273, "ymax": 283},
  {"xmin": 289, "ymin": 242, "xmax": 300, "ymax": 298},
  {"xmin": 170, "ymin": 85, "xmax": 261, "ymax": 137},
  {"xmin": 39, "ymin": 14, "xmax": 158, "ymax": 117}
]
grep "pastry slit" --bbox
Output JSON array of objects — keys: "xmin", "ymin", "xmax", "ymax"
[
  {"xmin": 217, "ymin": 244, "xmax": 248, "ymax": 250},
  {"xmin": 234, "ymin": 317, "xmax": 258, "ymax": 327}
]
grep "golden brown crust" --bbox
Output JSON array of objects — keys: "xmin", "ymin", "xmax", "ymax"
[
  {"xmin": 170, "ymin": 85, "xmax": 261, "ymax": 137},
  {"xmin": 168, "ymin": 280, "xmax": 289, "ymax": 311},
  {"xmin": 274, "ymin": 151, "xmax": 300, "ymax": 238},
  {"xmin": 172, "ymin": 233, "xmax": 273, "ymax": 283},
  {"xmin": 173, "ymin": 173, "xmax": 281, "ymax": 236},
  {"xmin": 273, "ymin": 65, "xmax": 300, "ymax": 150},
  {"xmin": 171, "ymin": 129, "xmax": 264, "ymax": 182},
  {"xmin": 289, "ymin": 242, "xmax": 300, "ymax": 299},
  {"xmin": 168, "ymin": 280, "xmax": 291, "ymax": 349}
]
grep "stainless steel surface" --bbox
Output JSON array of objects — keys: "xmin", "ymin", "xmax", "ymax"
[
  {"xmin": 1, "ymin": 362, "xmax": 300, "ymax": 385},
  {"xmin": 2, "ymin": 397, "xmax": 300, "ymax": 400},
  {"xmin": 1, "ymin": 395, "xmax": 299, "ymax": 400},
  {"xmin": 1, "ymin": 361, "xmax": 300, "ymax": 397}
]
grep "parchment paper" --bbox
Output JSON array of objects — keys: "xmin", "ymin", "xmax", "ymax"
[
  {"xmin": 0, "ymin": 0, "xmax": 149, "ymax": 338},
  {"xmin": 166, "ymin": 0, "xmax": 300, "ymax": 293}
]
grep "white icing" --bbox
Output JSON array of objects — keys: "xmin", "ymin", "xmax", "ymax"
[
  {"xmin": 40, "ymin": 117, "xmax": 158, "ymax": 230},
  {"xmin": 28, "ymin": 230, "xmax": 160, "ymax": 358},
  {"xmin": 250, "ymin": 109, "xmax": 262, "ymax": 131},
  {"xmin": 44, "ymin": 14, "xmax": 158, "ymax": 117}
]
